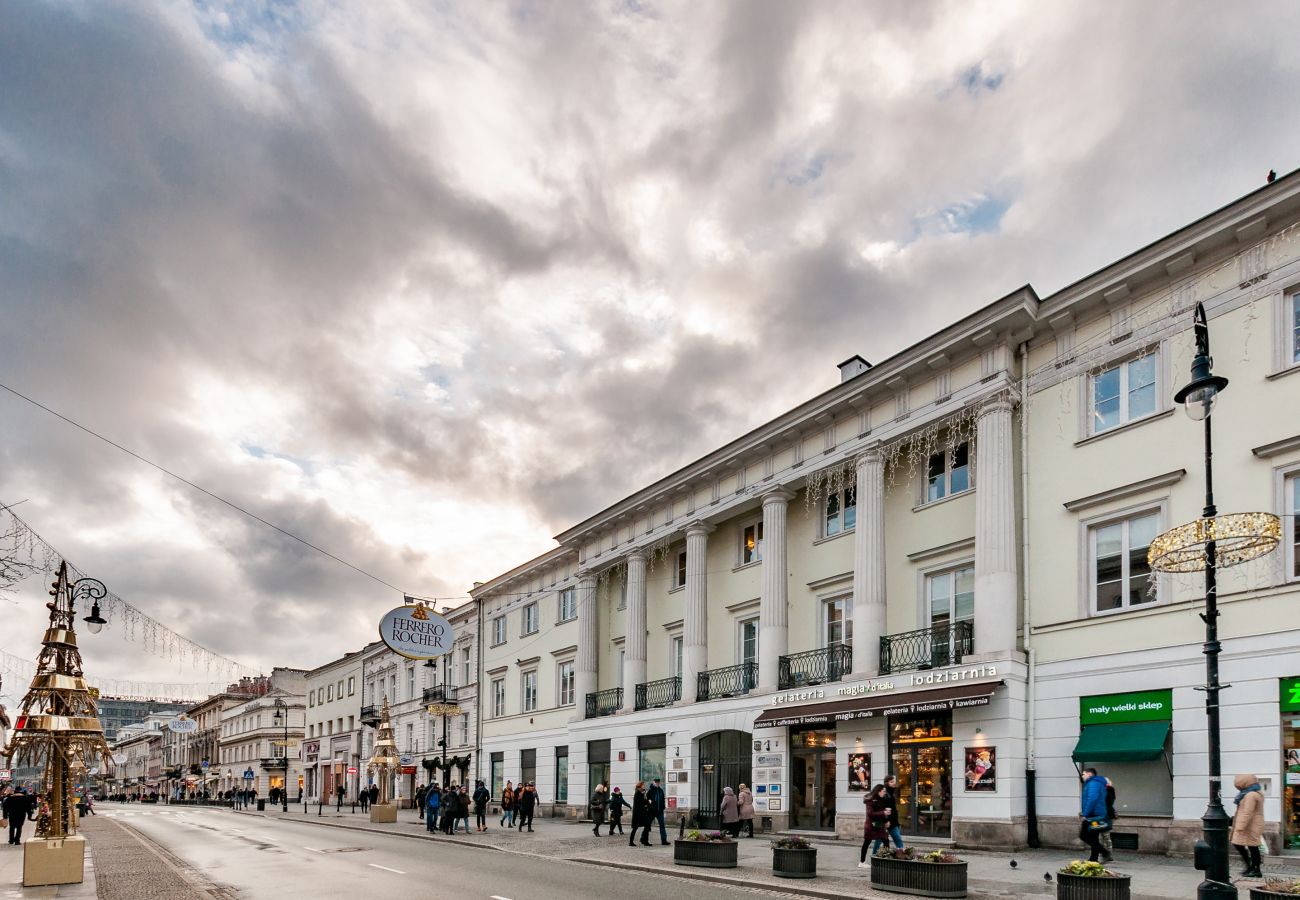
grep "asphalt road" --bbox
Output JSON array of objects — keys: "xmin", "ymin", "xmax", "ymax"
[{"xmin": 97, "ymin": 805, "xmax": 798, "ymax": 900}]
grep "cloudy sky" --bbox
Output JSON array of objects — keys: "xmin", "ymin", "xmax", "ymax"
[{"xmin": 2, "ymin": 0, "xmax": 1298, "ymax": 692}]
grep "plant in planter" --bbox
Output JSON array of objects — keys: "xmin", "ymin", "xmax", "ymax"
[
  {"xmin": 1252, "ymin": 877, "xmax": 1300, "ymax": 899},
  {"xmin": 870, "ymin": 846, "xmax": 968, "ymax": 898},
  {"xmin": 1056, "ymin": 860, "xmax": 1131, "ymax": 900},
  {"xmin": 771, "ymin": 836, "xmax": 817, "ymax": 879},
  {"xmin": 674, "ymin": 830, "xmax": 737, "ymax": 868}
]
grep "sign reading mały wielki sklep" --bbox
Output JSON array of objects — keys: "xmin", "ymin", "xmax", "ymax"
[
  {"xmin": 1078, "ymin": 689, "xmax": 1172, "ymax": 725},
  {"xmin": 378, "ymin": 600, "xmax": 454, "ymax": 659}
]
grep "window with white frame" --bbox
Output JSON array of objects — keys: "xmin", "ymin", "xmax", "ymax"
[
  {"xmin": 925, "ymin": 443, "xmax": 970, "ymax": 503},
  {"xmin": 336, "ymin": 679, "xmax": 344, "ymax": 699},
  {"xmin": 521, "ymin": 670, "xmax": 538, "ymax": 712},
  {"xmin": 674, "ymin": 550, "xmax": 687, "ymax": 589},
  {"xmin": 616, "ymin": 649, "xmax": 625, "ymax": 690},
  {"xmin": 406, "ymin": 667, "xmax": 415, "ymax": 700},
  {"xmin": 492, "ymin": 678, "xmax": 506, "ymax": 717},
  {"xmin": 327, "ymin": 684, "xmax": 333, "ymax": 702},
  {"xmin": 824, "ymin": 486, "xmax": 857, "ymax": 536},
  {"xmin": 558, "ymin": 587, "xmax": 577, "ymax": 622},
  {"xmin": 491, "ymin": 615, "xmax": 507, "ymax": 646},
  {"xmin": 347, "ymin": 677, "xmax": 355, "ymax": 696},
  {"xmin": 1288, "ymin": 290, "xmax": 1300, "ymax": 366},
  {"xmin": 1090, "ymin": 352, "xmax": 1158, "ymax": 434},
  {"xmin": 670, "ymin": 636, "xmax": 683, "ymax": 679},
  {"xmin": 460, "ymin": 713, "xmax": 469, "ymax": 745},
  {"xmin": 1090, "ymin": 510, "xmax": 1159, "ymax": 612},
  {"xmin": 308, "ymin": 692, "xmax": 315, "ymax": 708},
  {"xmin": 927, "ymin": 565, "xmax": 975, "ymax": 629},
  {"xmin": 558, "ymin": 660, "xmax": 575, "ymax": 706},
  {"xmin": 738, "ymin": 617, "xmax": 759, "ymax": 668},
  {"xmin": 617, "ymin": 578, "xmax": 627, "ymax": 610},
  {"xmin": 1285, "ymin": 472, "xmax": 1299, "ymax": 580},
  {"xmin": 739, "ymin": 520, "xmax": 763, "ymax": 565},
  {"xmin": 462, "ymin": 647, "xmax": 472, "ymax": 685},
  {"xmin": 522, "ymin": 602, "xmax": 539, "ymax": 636},
  {"xmin": 823, "ymin": 596, "xmax": 852, "ymax": 648}
]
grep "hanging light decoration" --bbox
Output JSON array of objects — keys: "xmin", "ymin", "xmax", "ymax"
[{"xmin": 1147, "ymin": 512, "xmax": 1282, "ymax": 573}]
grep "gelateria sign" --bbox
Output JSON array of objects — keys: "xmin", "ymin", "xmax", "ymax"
[
  {"xmin": 378, "ymin": 601, "xmax": 454, "ymax": 659},
  {"xmin": 771, "ymin": 664, "xmax": 999, "ymax": 707}
]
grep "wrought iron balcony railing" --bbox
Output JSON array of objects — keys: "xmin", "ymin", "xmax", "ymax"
[
  {"xmin": 634, "ymin": 676, "xmax": 681, "ymax": 711},
  {"xmin": 584, "ymin": 687, "xmax": 623, "ymax": 719},
  {"xmin": 778, "ymin": 644, "xmax": 852, "ymax": 690},
  {"xmin": 878, "ymin": 621, "xmax": 974, "ymax": 675},
  {"xmin": 359, "ymin": 705, "xmax": 380, "ymax": 726},
  {"xmin": 696, "ymin": 662, "xmax": 757, "ymax": 702},
  {"xmin": 423, "ymin": 685, "xmax": 459, "ymax": 705}
]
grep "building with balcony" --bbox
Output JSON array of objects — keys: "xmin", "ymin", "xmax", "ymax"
[
  {"xmin": 304, "ymin": 647, "xmax": 365, "ymax": 804},
  {"xmin": 472, "ymin": 173, "xmax": 1300, "ymax": 851},
  {"xmin": 218, "ymin": 668, "xmax": 306, "ymax": 801}
]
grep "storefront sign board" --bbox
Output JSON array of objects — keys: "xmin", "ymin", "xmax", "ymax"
[
  {"xmin": 378, "ymin": 601, "xmax": 454, "ymax": 660},
  {"xmin": 1079, "ymin": 689, "xmax": 1172, "ymax": 725},
  {"xmin": 1280, "ymin": 677, "xmax": 1300, "ymax": 713},
  {"xmin": 758, "ymin": 693, "xmax": 991, "ymax": 729}
]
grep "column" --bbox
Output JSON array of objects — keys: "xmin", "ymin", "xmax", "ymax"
[
  {"xmin": 758, "ymin": 487, "xmax": 794, "ymax": 693},
  {"xmin": 574, "ymin": 569, "xmax": 598, "ymax": 719},
  {"xmin": 622, "ymin": 549, "xmax": 648, "ymax": 712},
  {"xmin": 852, "ymin": 447, "xmax": 887, "ymax": 676},
  {"xmin": 974, "ymin": 397, "xmax": 1019, "ymax": 654},
  {"xmin": 682, "ymin": 522, "xmax": 713, "ymax": 704}
]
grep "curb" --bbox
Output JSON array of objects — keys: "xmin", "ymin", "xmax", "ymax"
[{"xmin": 567, "ymin": 856, "xmax": 890, "ymax": 900}]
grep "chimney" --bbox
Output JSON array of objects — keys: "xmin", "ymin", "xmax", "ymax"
[{"xmin": 837, "ymin": 355, "xmax": 872, "ymax": 383}]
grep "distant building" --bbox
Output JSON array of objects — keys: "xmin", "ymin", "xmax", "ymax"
[{"xmin": 96, "ymin": 697, "xmax": 188, "ymax": 742}]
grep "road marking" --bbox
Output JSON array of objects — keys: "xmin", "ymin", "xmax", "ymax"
[
  {"xmin": 369, "ymin": 864, "xmax": 406, "ymax": 874},
  {"xmin": 490, "ymin": 896, "xmax": 514, "ymax": 900},
  {"xmin": 303, "ymin": 847, "xmax": 325, "ymax": 853}
]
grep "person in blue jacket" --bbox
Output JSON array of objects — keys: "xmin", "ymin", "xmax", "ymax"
[
  {"xmin": 425, "ymin": 783, "xmax": 441, "ymax": 833},
  {"xmin": 1078, "ymin": 768, "xmax": 1109, "ymax": 862}
]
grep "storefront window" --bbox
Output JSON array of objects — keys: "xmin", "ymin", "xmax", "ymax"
[
  {"xmin": 1281, "ymin": 678, "xmax": 1300, "ymax": 850},
  {"xmin": 555, "ymin": 746, "xmax": 569, "ymax": 803},
  {"xmin": 638, "ymin": 734, "xmax": 666, "ymax": 785},
  {"xmin": 1074, "ymin": 689, "xmax": 1172, "ymax": 816},
  {"xmin": 490, "ymin": 751, "xmax": 503, "ymax": 799},
  {"xmin": 889, "ymin": 713, "xmax": 953, "ymax": 837},
  {"xmin": 790, "ymin": 727, "xmax": 836, "ymax": 830}
]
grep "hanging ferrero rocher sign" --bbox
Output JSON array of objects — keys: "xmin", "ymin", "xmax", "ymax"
[{"xmin": 378, "ymin": 600, "xmax": 453, "ymax": 659}]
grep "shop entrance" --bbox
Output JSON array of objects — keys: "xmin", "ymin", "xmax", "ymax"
[
  {"xmin": 1283, "ymin": 678, "xmax": 1300, "ymax": 852},
  {"xmin": 888, "ymin": 714, "xmax": 952, "ymax": 837},
  {"xmin": 790, "ymin": 728, "xmax": 837, "ymax": 830},
  {"xmin": 588, "ymin": 739, "xmax": 611, "ymax": 820},
  {"xmin": 697, "ymin": 730, "xmax": 752, "ymax": 828}
]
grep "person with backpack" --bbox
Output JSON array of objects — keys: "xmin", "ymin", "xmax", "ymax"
[
  {"xmin": 499, "ymin": 781, "xmax": 515, "ymax": 828},
  {"xmin": 425, "ymin": 783, "xmax": 441, "ymax": 833},
  {"xmin": 606, "ymin": 786, "xmax": 628, "ymax": 835},
  {"xmin": 1078, "ymin": 768, "xmax": 1109, "ymax": 863},
  {"xmin": 473, "ymin": 780, "xmax": 491, "ymax": 832}
]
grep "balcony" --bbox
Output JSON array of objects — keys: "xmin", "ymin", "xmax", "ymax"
[
  {"xmin": 878, "ymin": 621, "xmax": 974, "ymax": 675},
  {"xmin": 778, "ymin": 645, "xmax": 852, "ymax": 690},
  {"xmin": 696, "ymin": 662, "xmax": 757, "ymax": 702},
  {"xmin": 423, "ymin": 685, "xmax": 459, "ymax": 705},
  {"xmin": 584, "ymin": 687, "xmax": 623, "ymax": 719},
  {"xmin": 359, "ymin": 705, "xmax": 380, "ymax": 726},
  {"xmin": 634, "ymin": 676, "xmax": 681, "ymax": 711}
]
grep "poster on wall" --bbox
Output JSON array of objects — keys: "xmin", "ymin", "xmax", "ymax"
[
  {"xmin": 964, "ymin": 746, "xmax": 996, "ymax": 792},
  {"xmin": 1286, "ymin": 748, "xmax": 1300, "ymax": 785},
  {"xmin": 767, "ymin": 798, "xmax": 782, "ymax": 811},
  {"xmin": 847, "ymin": 752, "xmax": 871, "ymax": 792}
]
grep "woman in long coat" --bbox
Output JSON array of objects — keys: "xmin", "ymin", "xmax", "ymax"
[
  {"xmin": 628, "ymin": 781, "xmax": 651, "ymax": 847},
  {"xmin": 1231, "ymin": 773, "xmax": 1264, "ymax": 877},
  {"xmin": 590, "ymin": 783, "xmax": 608, "ymax": 836},
  {"xmin": 719, "ymin": 786, "xmax": 740, "ymax": 837},
  {"xmin": 860, "ymin": 784, "xmax": 891, "ymax": 865},
  {"xmin": 737, "ymin": 784, "xmax": 755, "ymax": 837}
]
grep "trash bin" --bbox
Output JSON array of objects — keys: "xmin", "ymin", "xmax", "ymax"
[
  {"xmin": 257, "ymin": 799, "xmax": 266, "ymax": 812},
  {"xmin": 77, "ymin": 802, "xmax": 89, "ymax": 816}
]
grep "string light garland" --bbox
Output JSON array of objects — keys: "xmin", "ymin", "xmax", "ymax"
[{"xmin": 1148, "ymin": 512, "xmax": 1282, "ymax": 574}]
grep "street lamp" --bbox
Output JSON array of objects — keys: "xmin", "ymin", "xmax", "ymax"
[
  {"xmin": 1147, "ymin": 302, "xmax": 1281, "ymax": 900},
  {"xmin": 272, "ymin": 698, "xmax": 289, "ymax": 812}
]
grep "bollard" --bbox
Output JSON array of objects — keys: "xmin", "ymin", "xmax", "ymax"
[{"xmin": 679, "ymin": 816, "xmax": 686, "ymax": 839}]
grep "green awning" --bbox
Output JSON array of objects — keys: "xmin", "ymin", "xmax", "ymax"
[{"xmin": 1072, "ymin": 721, "xmax": 1170, "ymax": 763}]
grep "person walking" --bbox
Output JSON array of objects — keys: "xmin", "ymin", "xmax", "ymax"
[
  {"xmin": 1078, "ymin": 768, "xmax": 1109, "ymax": 863},
  {"xmin": 720, "ymin": 787, "xmax": 740, "ymax": 837},
  {"xmin": 883, "ymin": 775, "xmax": 905, "ymax": 849},
  {"xmin": 3, "ymin": 788, "xmax": 34, "ymax": 845},
  {"xmin": 336, "ymin": 783, "xmax": 346, "ymax": 812},
  {"xmin": 425, "ymin": 783, "xmax": 441, "ymax": 834},
  {"xmin": 647, "ymin": 777, "xmax": 669, "ymax": 845},
  {"xmin": 415, "ymin": 784, "xmax": 426, "ymax": 821},
  {"xmin": 859, "ymin": 784, "xmax": 891, "ymax": 867},
  {"xmin": 607, "ymin": 786, "xmax": 628, "ymax": 835},
  {"xmin": 1099, "ymin": 777, "xmax": 1117, "ymax": 863},
  {"xmin": 473, "ymin": 781, "xmax": 490, "ymax": 832},
  {"xmin": 628, "ymin": 781, "xmax": 652, "ymax": 847},
  {"xmin": 499, "ymin": 781, "xmax": 515, "ymax": 828},
  {"xmin": 368, "ymin": 784, "xmax": 379, "ymax": 808},
  {"xmin": 440, "ymin": 785, "xmax": 457, "ymax": 834},
  {"xmin": 456, "ymin": 785, "xmax": 472, "ymax": 834},
  {"xmin": 737, "ymin": 784, "xmax": 754, "ymax": 837},
  {"xmin": 1231, "ymin": 773, "xmax": 1264, "ymax": 878},
  {"xmin": 517, "ymin": 782, "xmax": 537, "ymax": 832},
  {"xmin": 590, "ymin": 783, "xmax": 608, "ymax": 836},
  {"xmin": 359, "ymin": 784, "xmax": 370, "ymax": 812}
]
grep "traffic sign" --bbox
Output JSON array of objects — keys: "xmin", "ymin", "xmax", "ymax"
[
  {"xmin": 243, "ymin": 768, "xmax": 255, "ymax": 780},
  {"xmin": 398, "ymin": 755, "xmax": 413, "ymax": 765},
  {"xmin": 0, "ymin": 769, "xmax": 12, "ymax": 780},
  {"xmin": 347, "ymin": 766, "xmax": 358, "ymax": 775},
  {"xmin": 200, "ymin": 760, "xmax": 210, "ymax": 769}
]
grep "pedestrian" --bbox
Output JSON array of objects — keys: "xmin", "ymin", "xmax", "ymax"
[
  {"xmin": 440, "ymin": 785, "xmax": 457, "ymax": 834},
  {"xmin": 859, "ymin": 784, "xmax": 891, "ymax": 867},
  {"xmin": 1078, "ymin": 768, "xmax": 1109, "ymax": 863},
  {"xmin": 607, "ymin": 787, "xmax": 628, "ymax": 835},
  {"xmin": 457, "ymin": 785, "xmax": 472, "ymax": 834},
  {"xmin": 737, "ymin": 784, "xmax": 754, "ymax": 837},
  {"xmin": 415, "ymin": 783, "xmax": 426, "ymax": 821},
  {"xmin": 1099, "ymin": 777, "xmax": 1117, "ymax": 862},
  {"xmin": 590, "ymin": 782, "xmax": 608, "ymax": 836},
  {"xmin": 499, "ymin": 781, "xmax": 515, "ymax": 828},
  {"xmin": 883, "ymin": 775, "xmax": 905, "ymax": 849},
  {"xmin": 720, "ymin": 786, "xmax": 740, "ymax": 837},
  {"xmin": 628, "ymin": 781, "xmax": 652, "ymax": 847},
  {"xmin": 473, "ymin": 780, "xmax": 490, "ymax": 832},
  {"xmin": 646, "ymin": 777, "xmax": 669, "ymax": 845},
  {"xmin": 368, "ymin": 784, "xmax": 379, "ymax": 808},
  {"xmin": 3, "ymin": 788, "xmax": 34, "ymax": 845},
  {"xmin": 336, "ymin": 783, "xmax": 346, "ymax": 812},
  {"xmin": 1231, "ymin": 773, "xmax": 1264, "ymax": 878},
  {"xmin": 360, "ymin": 785, "xmax": 370, "ymax": 812},
  {"xmin": 425, "ymin": 783, "xmax": 440, "ymax": 834},
  {"xmin": 517, "ymin": 782, "xmax": 537, "ymax": 832}
]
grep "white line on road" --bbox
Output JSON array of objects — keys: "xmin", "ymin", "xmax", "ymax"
[
  {"xmin": 303, "ymin": 847, "xmax": 325, "ymax": 853},
  {"xmin": 490, "ymin": 896, "xmax": 514, "ymax": 900},
  {"xmin": 368, "ymin": 864, "xmax": 406, "ymax": 874}
]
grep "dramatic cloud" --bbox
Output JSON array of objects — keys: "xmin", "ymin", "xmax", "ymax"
[{"xmin": 2, "ymin": 0, "xmax": 1298, "ymax": 689}]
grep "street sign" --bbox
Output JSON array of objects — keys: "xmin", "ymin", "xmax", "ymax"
[
  {"xmin": 347, "ymin": 766, "xmax": 358, "ymax": 774},
  {"xmin": 200, "ymin": 760, "xmax": 210, "ymax": 769},
  {"xmin": 243, "ymin": 768, "xmax": 255, "ymax": 780},
  {"xmin": 398, "ymin": 754, "xmax": 413, "ymax": 765},
  {"xmin": 0, "ymin": 769, "xmax": 11, "ymax": 780}
]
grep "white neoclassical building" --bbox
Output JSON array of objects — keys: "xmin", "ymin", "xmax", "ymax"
[
  {"xmin": 474, "ymin": 172, "xmax": 1300, "ymax": 853},
  {"xmin": 304, "ymin": 647, "xmax": 365, "ymax": 805}
]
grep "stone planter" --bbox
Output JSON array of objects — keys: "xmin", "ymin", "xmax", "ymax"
[
  {"xmin": 1250, "ymin": 890, "xmax": 1300, "ymax": 900},
  {"xmin": 673, "ymin": 839, "xmax": 738, "ymax": 868},
  {"xmin": 1056, "ymin": 872, "xmax": 1131, "ymax": 900},
  {"xmin": 870, "ymin": 857, "xmax": 968, "ymax": 898},
  {"xmin": 772, "ymin": 847, "xmax": 817, "ymax": 878}
]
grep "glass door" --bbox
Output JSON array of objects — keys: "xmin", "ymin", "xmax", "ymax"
[
  {"xmin": 888, "ymin": 714, "xmax": 953, "ymax": 837},
  {"xmin": 790, "ymin": 728, "xmax": 836, "ymax": 830},
  {"xmin": 890, "ymin": 748, "xmax": 914, "ymax": 832}
]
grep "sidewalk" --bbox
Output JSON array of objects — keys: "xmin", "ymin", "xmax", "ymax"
[
  {"xmin": 0, "ymin": 834, "xmax": 97, "ymax": 899},
  {"xmin": 235, "ymin": 805, "xmax": 1274, "ymax": 899}
]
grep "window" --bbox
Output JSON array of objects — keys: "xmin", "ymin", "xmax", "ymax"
[
  {"xmin": 558, "ymin": 660, "xmax": 575, "ymax": 706},
  {"xmin": 336, "ymin": 679, "xmax": 344, "ymax": 699},
  {"xmin": 347, "ymin": 715, "xmax": 353, "ymax": 731},
  {"xmin": 928, "ymin": 565, "xmax": 975, "ymax": 628},
  {"xmin": 347, "ymin": 677, "xmax": 355, "ymax": 696},
  {"xmin": 521, "ymin": 748, "xmax": 537, "ymax": 787},
  {"xmin": 824, "ymin": 596, "xmax": 852, "ymax": 648},
  {"xmin": 459, "ymin": 713, "xmax": 469, "ymax": 746},
  {"xmin": 462, "ymin": 647, "xmax": 472, "ymax": 685},
  {"xmin": 490, "ymin": 752, "xmax": 504, "ymax": 799},
  {"xmin": 674, "ymin": 550, "xmax": 687, "ymax": 589},
  {"xmin": 522, "ymin": 670, "xmax": 538, "ymax": 712},
  {"xmin": 638, "ymin": 733, "xmax": 666, "ymax": 785},
  {"xmin": 558, "ymin": 587, "xmax": 577, "ymax": 622},
  {"xmin": 555, "ymin": 746, "xmax": 569, "ymax": 803},
  {"xmin": 522, "ymin": 602, "xmax": 539, "ymax": 636},
  {"xmin": 326, "ymin": 684, "xmax": 333, "ymax": 702},
  {"xmin": 925, "ymin": 443, "xmax": 970, "ymax": 503},
  {"xmin": 1288, "ymin": 473, "xmax": 1300, "ymax": 580},
  {"xmin": 1090, "ymin": 511, "xmax": 1159, "ymax": 612},
  {"xmin": 738, "ymin": 617, "xmax": 759, "ymax": 668},
  {"xmin": 670, "ymin": 636, "xmax": 683, "ymax": 679},
  {"xmin": 492, "ymin": 678, "xmax": 506, "ymax": 718},
  {"xmin": 1090, "ymin": 353, "xmax": 1158, "ymax": 434},
  {"xmin": 405, "ymin": 723, "xmax": 413, "ymax": 751},
  {"xmin": 824, "ymin": 486, "xmax": 857, "ymax": 536},
  {"xmin": 492, "ymin": 615, "xmax": 507, "ymax": 646},
  {"xmin": 389, "ymin": 674, "xmax": 396, "ymax": 701},
  {"xmin": 740, "ymin": 520, "xmax": 763, "ymax": 565},
  {"xmin": 1288, "ymin": 290, "xmax": 1300, "ymax": 366},
  {"xmin": 616, "ymin": 649, "xmax": 625, "ymax": 690},
  {"xmin": 406, "ymin": 667, "xmax": 415, "ymax": 700},
  {"xmin": 308, "ymin": 692, "xmax": 315, "ymax": 708}
]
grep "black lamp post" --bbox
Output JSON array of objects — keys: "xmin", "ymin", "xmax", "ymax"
[{"xmin": 273, "ymin": 698, "xmax": 289, "ymax": 813}]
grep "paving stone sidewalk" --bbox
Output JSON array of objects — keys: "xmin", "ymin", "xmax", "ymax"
[
  {"xmin": 79, "ymin": 817, "xmax": 229, "ymax": 900},
  {"xmin": 0, "ymin": 836, "xmax": 97, "ymax": 900}
]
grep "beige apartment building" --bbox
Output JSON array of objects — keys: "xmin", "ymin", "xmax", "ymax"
[
  {"xmin": 304, "ymin": 648, "xmax": 364, "ymax": 805},
  {"xmin": 475, "ymin": 172, "xmax": 1300, "ymax": 852},
  {"xmin": 218, "ymin": 668, "xmax": 307, "ymax": 801}
]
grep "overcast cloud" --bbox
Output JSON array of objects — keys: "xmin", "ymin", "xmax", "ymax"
[{"xmin": 2, "ymin": 0, "xmax": 1298, "ymax": 689}]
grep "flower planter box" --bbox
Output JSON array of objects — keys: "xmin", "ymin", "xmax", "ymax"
[
  {"xmin": 772, "ymin": 847, "xmax": 817, "ymax": 879},
  {"xmin": 870, "ymin": 856, "xmax": 968, "ymax": 898},
  {"xmin": 1056, "ymin": 872, "xmax": 1131, "ymax": 900},
  {"xmin": 1250, "ymin": 890, "xmax": 1300, "ymax": 900},
  {"xmin": 673, "ymin": 839, "xmax": 738, "ymax": 868}
]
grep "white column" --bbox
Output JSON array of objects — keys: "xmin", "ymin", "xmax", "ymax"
[
  {"xmin": 574, "ymin": 569, "xmax": 599, "ymax": 719},
  {"xmin": 852, "ymin": 447, "xmax": 887, "ymax": 676},
  {"xmin": 974, "ymin": 397, "xmax": 1019, "ymax": 654},
  {"xmin": 622, "ymin": 550, "xmax": 648, "ymax": 712},
  {"xmin": 682, "ymin": 522, "xmax": 713, "ymax": 704},
  {"xmin": 758, "ymin": 487, "xmax": 794, "ymax": 693}
]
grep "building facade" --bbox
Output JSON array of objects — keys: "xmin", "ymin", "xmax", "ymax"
[
  {"xmin": 95, "ymin": 697, "xmax": 188, "ymax": 742},
  {"xmin": 304, "ymin": 648, "xmax": 365, "ymax": 804},
  {"xmin": 218, "ymin": 668, "xmax": 306, "ymax": 800},
  {"xmin": 474, "ymin": 174, "xmax": 1300, "ymax": 852}
]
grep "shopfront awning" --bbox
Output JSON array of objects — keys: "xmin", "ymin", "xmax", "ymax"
[
  {"xmin": 753, "ymin": 680, "xmax": 1002, "ymax": 729},
  {"xmin": 1071, "ymin": 721, "xmax": 1170, "ymax": 763}
]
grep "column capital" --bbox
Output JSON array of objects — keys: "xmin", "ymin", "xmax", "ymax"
[
  {"xmin": 624, "ymin": 548, "xmax": 648, "ymax": 564},
  {"xmin": 978, "ymin": 395, "xmax": 1015, "ymax": 418},
  {"xmin": 684, "ymin": 520, "xmax": 715, "ymax": 538},
  {"xmin": 855, "ymin": 444, "xmax": 883, "ymax": 469},
  {"xmin": 760, "ymin": 485, "xmax": 796, "ymax": 506},
  {"xmin": 576, "ymin": 568, "xmax": 597, "ymax": 584}
]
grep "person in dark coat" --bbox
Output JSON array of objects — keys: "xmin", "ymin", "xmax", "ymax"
[
  {"xmin": 415, "ymin": 784, "xmax": 426, "ymax": 820},
  {"xmin": 883, "ymin": 775, "xmax": 904, "ymax": 849},
  {"xmin": 646, "ymin": 777, "xmax": 669, "ymax": 845},
  {"xmin": 456, "ymin": 785, "xmax": 472, "ymax": 834},
  {"xmin": 3, "ymin": 788, "xmax": 35, "ymax": 845},
  {"xmin": 440, "ymin": 786, "xmax": 457, "ymax": 834},
  {"xmin": 359, "ymin": 784, "xmax": 370, "ymax": 812},
  {"xmin": 368, "ymin": 784, "xmax": 379, "ymax": 807},
  {"xmin": 517, "ymin": 782, "xmax": 537, "ymax": 832},
  {"xmin": 859, "ymin": 784, "xmax": 891, "ymax": 865},
  {"xmin": 473, "ymin": 781, "xmax": 491, "ymax": 832},
  {"xmin": 590, "ymin": 783, "xmax": 608, "ymax": 836},
  {"xmin": 606, "ymin": 786, "xmax": 629, "ymax": 835},
  {"xmin": 336, "ymin": 783, "xmax": 346, "ymax": 812},
  {"xmin": 628, "ymin": 781, "xmax": 652, "ymax": 847}
]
